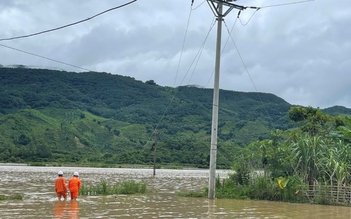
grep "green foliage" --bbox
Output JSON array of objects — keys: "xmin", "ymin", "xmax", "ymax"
[
  {"xmin": 80, "ymin": 180, "xmax": 147, "ymax": 196},
  {"xmin": 178, "ymin": 191, "xmax": 207, "ymax": 197},
  {"xmin": 288, "ymin": 106, "xmax": 341, "ymax": 136},
  {"xmin": 230, "ymin": 158, "xmax": 251, "ymax": 185},
  {"xmin": 223, "ymin": 109, "xmax": 351, "ymax": 204},
  {"xmin": 0, "ymin": 193, "xmax": 24, "ymax": 200},
  {"xmin": 0, "ymin": 67, "xmax": 350, "ymax": 167},
  {"xmin": 118, "ymin": 180, "xmax": 147, "ymax": 194},
  {"xmin": 191, "ymin": 174, "xmax": 306, "ymax": 202},
  {"xmin": 338, "ymin": 116, "xmax": 351, "ymax": 141}
]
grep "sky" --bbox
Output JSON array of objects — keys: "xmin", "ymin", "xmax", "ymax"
[{"xmin": 0, "ymin": 0, "xmax": 350, "ymax": 109}]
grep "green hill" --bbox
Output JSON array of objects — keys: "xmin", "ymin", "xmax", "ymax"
[
  {"xmin": 322, "ymin": 106, "xmax": 351, "ymax": 117},
  {"xmin": 0, "ymin": 67, "xmax": 349, "ymax": 168}
]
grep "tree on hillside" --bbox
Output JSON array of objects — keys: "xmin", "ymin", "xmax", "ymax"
[{"xmin": 288, "ymin": 106, "xmax": 343, "ymax": 136}]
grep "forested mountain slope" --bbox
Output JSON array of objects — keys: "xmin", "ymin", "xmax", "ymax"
[{"xmin": 0, "ymin": 67, "xmax": 349, "ymax": 167}]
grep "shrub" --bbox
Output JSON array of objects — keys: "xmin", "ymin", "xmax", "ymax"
[
  {"xmin": 80, "ymin": 180, "xmax": 147, "ymax": 196},
  {"xmin": 0, "ymin": 194, "xmax": 24, "ymax": 200}
]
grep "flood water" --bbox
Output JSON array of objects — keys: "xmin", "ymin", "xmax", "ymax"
[{"xmin": 1, "ymin": 166, "xmax": 351, "ymax": 218}]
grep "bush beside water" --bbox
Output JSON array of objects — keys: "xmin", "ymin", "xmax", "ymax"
[
  {"xmin": 80, "ymin": 180, "xmax": 147, "ymax": 196},
  {"xmin": 0, "ymin": 194, "xmax": 24, "ymax": 200},
  {"xmin": 180, "ymin": 174, "xmax": 306, "ymax": 203}
]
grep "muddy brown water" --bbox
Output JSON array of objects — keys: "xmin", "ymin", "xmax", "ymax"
[{"xmin": 1, "ymin": 166, "xmax": 351, "ymax": 218}]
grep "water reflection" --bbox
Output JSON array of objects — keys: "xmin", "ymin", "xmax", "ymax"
[
  {"xmin": 207, "ymin": 199, "xmax": 216, "ymax": 219},
  {"xmin": 1, "ymin": 166, "xmax": 351, "ymax": 218},
  {"xmin": 67, "ymin": 200, "xmax": 79, "ymax": 219},
  {"xmin": 53, "ymin": 200, "xmax": 79, "ymax": 219},
  {"xmin": 54, "ymin": 200, "xmax": 66, "ymax": 219}
]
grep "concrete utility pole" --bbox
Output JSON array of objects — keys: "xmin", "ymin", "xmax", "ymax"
[{"xmin": 207, "ymin": 0, "xmax": 247, "ymax": 199}]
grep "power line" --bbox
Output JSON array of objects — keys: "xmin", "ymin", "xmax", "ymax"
[
  {"xmin": 0, "ymin": 43, "xmax": 92, "ymax": 72},
  {"xmin": 0, "ymin": 0, "xmax": 137, "ymax": 42},
  {"xmin": 192, "ymin": 0, "xmax": 206, "ymax": 10},
  {"xmin": 150, "ymin": 9, "xmax": 215, "ymax": 140},
  {"xmin": 150, "ymin": 4, "xmax": 195, "ymax": 140},
  {"xmin": 150, "ymin": 7, "xmax": 216, "ymax": 140},
  {"xmin": 182, "ymin": 18, "xmax": 216, "ymax": 86},
  {"xmin": 173, "ymin": 4, "xmax": 193, "ymax": 87},
  {"xmin": 223, "ymin": 20, "xmax": 276, "ymax": 130},
  {"xmin": 236, "ymin": 0, "xmax": 314, "ymax": 26},
  {"xmin": 260, "ymin": 0, "xmax": 315, "ymax": 9},
  {"xmin": 205, "ymin": 16, "xmax": 238, "ymax": 88},
  {"xmin": 238, "ymin": 9, "xmax": 259, "ymax": 26}
]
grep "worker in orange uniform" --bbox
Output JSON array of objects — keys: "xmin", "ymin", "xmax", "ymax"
[
  {"xmin": 68, "ymin": 172, "xmax": 81, "ymax": 200},
  {"xmin": 55, "ymin": 171, "xmax": 68, "ymax": 200}
]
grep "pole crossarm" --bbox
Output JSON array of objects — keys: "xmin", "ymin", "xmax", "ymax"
[{"xmin": 207, "ymin": 0, "xmax": 247, "ymax": 17}]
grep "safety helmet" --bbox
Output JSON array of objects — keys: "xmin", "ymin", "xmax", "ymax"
[
  {"xmin": 58, "ymin": 171, "xmax": 63, "ymax": 175},
  {"xmin": 74, "ymin": 172, "xmax": 79, "ymax": 176}
]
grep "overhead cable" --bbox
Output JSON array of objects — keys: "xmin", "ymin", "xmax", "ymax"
[
  {"xmin": 151, "ymin": 4, "xmax": 194, "ymax": 139},
  {"xmin": 260, "ymin": 0, "xmax": 314, "ymax": 9},
  {"xmin": 236, "ymin": 0, "xmax": 314, "ymax": 26},
  {"xmin": 238, "ymin": 9, "xmax": 259, "ymax": 26},
  {"xmin": 151, "ymin": 9, "xmax": 215, "ymax": 139},
  {"xmin": 205, "ymin": 16, "xmax": 237, "ymax": 88},
  {"xmin": 184, "ymin": 18, "xmax": 216, "ymax": 86},
  {"xmin": 192, "ymin": 0, "xmax": 206, "ymax": 10},
  {"xmin": 223, "ymin": 20, "xmax": 276, "ymax": 130},
  {"xmin": 0, "ymin": 43, "xmax": 92, "ymax": 72},
  {"xmin": 0, "ymin": 0, "xmax": 137, "ymax": 42},
  {"xmin": 173, "ymin": 4, "xmax": 193, "ymax": 87}
]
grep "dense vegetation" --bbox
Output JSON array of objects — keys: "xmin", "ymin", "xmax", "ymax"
[
  {"xmin": 183, "ymin": 107, "xmax": 351, "ymax": 205},
  {"xmin": 1, "ymin": 66, "xmax": 350, "ymax": 169},
  {"xmin": 80, "ymin": 180, "xmax": 147, "ymax": 196}
]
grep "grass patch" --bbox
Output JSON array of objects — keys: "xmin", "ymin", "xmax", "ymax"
[
  {"xmin": 80, "ymin": 180, "xmax": 147, "ymax": 196},
  {"xmin": 0, "ymin": 194, "xmax": 24, "ymax": 200},
  {"xmin": 178, "ymin": 191, "xmax": 207, "ymax": 198}
]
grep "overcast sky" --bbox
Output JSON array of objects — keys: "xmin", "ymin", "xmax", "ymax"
[{"xmin": 0, "ymin": 0, "xmax": 350, "ymax": 109}]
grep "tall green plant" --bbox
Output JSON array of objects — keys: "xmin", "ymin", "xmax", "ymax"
[
  {"xmin": 322, "ymin": 140, "xmax": 351, "ymax": 187},
  {"xmin": 338, "ymin": 116, "xmax": 351, "ymax": 141},
  {"xmin": 291, "ymin": 135, "xmax": 324, "ymax": 186}
]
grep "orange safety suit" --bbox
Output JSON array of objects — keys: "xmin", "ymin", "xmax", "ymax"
[
  {"xmin": 68, "ymin": 176, "xmax": 81, "ymax": 199},
  {"xmin": 55, "ymin": 176, "xmax": 67, "ymax": 200}
]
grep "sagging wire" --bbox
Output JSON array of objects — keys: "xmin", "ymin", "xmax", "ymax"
[
  {"xmin": 173, "ymin": 3, "xmax": 193, "ymax": 87},
  {"xmin": 192, "ymin": 0, "xmax": 206, "ymax": 10},
  {"xmin": 149, "ymin": 1, "xmax": 196, "ymax": 141},
  {"xmin": 238, "ymin": 8, "xmax": 260, "ymax": 26},
  {"xmin": 205, "ymin": 13, "xmax": 238, "ymax": 88},
  {"xmin": 0, "ymin": 0, "xmax": 137, "ymax": 41},
  {"xmin": 233, "ymin": 0, "xmax": 314, "ymax": 26},
  {"xmin": 150, "ymin": 17, "xmax": 217, "ymax": 141},
  {"xmin": 0, "ymin": 43, "xmax": 92, "ymax": 72},
  {"xmin": 202, "ymin": 0, "xmax": 316, "ymax": 130},
  {"xmin": 184, "ymin": 18, "xmax": 216, "ymax": 86},
  {"xmin": 260, "ymin": 0, "xmax": 315, "ymax": 9},
  {"xmin": 223, "ymin": 20, "xmax": 277, "ymax": 131}
]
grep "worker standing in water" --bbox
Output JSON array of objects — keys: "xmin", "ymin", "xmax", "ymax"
[
  {"xmin": 68, "ymin": 172, "xmax": 81, "ymax": 200},
  {"xmin": 55, "ymin": 171, "xmax": 68, "ymax": 201}
]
